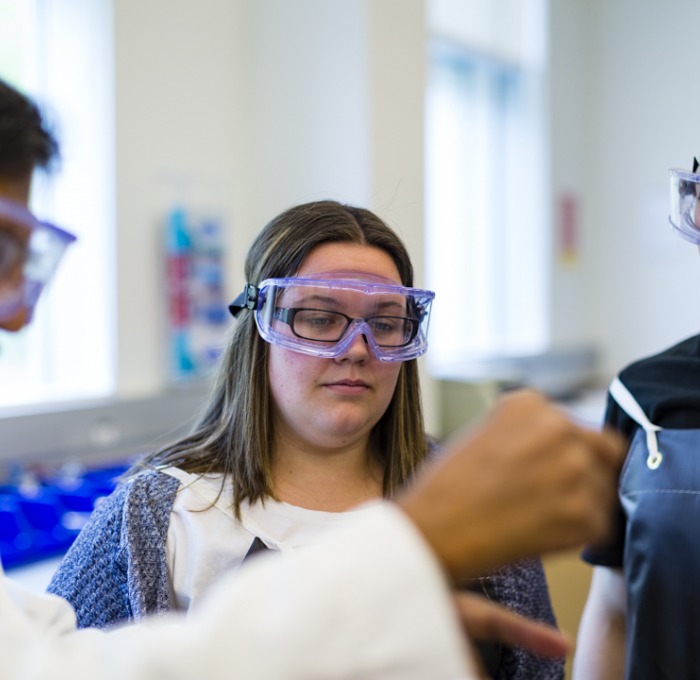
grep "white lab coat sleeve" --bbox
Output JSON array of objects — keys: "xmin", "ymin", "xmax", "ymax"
[{"xmin": 1, "ymin": 502, "xmax": 479, "ymax": 680}]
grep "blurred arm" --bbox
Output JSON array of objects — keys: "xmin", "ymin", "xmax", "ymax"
[
  {"xmin": 572, "ymin": 566, "xmax": 627, "ymax": 680},
  {"xmin": 2, "ymin": 504, "xmax": 479, "ymax": 680}
]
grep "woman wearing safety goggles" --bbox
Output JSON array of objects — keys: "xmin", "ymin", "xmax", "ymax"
[{"xmin": 49, "ymin": 199, "xmax": 563, "ymax": 680}]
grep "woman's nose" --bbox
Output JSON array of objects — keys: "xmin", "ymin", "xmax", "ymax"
[{"xmin": 335, "ymin": 327, "xmax": 371, "ymax": 363}]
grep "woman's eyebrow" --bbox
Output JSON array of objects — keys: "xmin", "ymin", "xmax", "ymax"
[
  {"xmin": 289, "ymin": 292, "xmax": 406, "ymax": 314},
  {"xmin": 292, "ymin": 293, "xmax": 341, "ymax": 307},
  {"xmin": 375, "ymin": 298, "xmax": 406, "ymax": 312}
]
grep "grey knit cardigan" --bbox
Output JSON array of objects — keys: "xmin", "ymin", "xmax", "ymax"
[{"xmin": 47, "ymin": 469, "xmax": 563, "ymax": 680}]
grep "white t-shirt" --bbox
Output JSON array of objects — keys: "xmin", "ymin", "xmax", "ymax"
[{"xmin": 163, "ymin": 467, "xmax": 385, "ymax": 611}]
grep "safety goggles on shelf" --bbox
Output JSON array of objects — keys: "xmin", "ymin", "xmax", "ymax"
[
  {"xmin": 669, "ymin": 159, "xmax": 700, "ymax": 244},
  {"xmin": 0, "ymin": 197, "xmax": 77, "ymax": 322},
  {"xmin": 229, "ymin": 275, "xmax": 435, "ymax": 362}
]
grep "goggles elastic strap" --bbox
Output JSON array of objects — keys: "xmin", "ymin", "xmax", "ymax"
[{"xmin": 228, "ymin": 283, "xmax": 259, "ymax": 317}]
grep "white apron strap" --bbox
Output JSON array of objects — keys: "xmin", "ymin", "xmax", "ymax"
[{"xmin": 609, "ymin": 376, "xmax": 664, "ymax": 470}]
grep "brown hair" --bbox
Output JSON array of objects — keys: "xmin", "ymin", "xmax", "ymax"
[{"xmin": 137, "ymin": 200, "xmax": 429, "ymax": 514}]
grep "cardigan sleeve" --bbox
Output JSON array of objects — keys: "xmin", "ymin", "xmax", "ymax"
[
  {"xmin": 46, "ymin": 470, "xmax": 180, "ymax": 629},
  {"xmin": 121, "ymin": 470, "xmax": 180, "ymax": 620},
  {"xmin": 487, "ymin": 557, "xmax": 564, "ymax": 680},
  {"xmin": 46, "ymin": 480, "xmax": 132, "ymax": 629}
]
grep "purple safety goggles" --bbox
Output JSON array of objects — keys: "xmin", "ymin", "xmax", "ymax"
[
  {"xmin": 230, "ymin": 275, "xmax": 435, "ymax": 362},
  {"xmin": 0, "ymin": 197, "xmax": 77, "ymax": 322}
]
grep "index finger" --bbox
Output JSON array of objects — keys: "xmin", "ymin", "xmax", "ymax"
[{"xmin": 454, "ymin": 591, "xmax": 572, "ymax": 659}]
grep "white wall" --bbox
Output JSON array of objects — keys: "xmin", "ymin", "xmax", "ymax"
[
  {"xmin": 520, "ymin": 0, "xmax": 700, "ymax": 385},
  {"xmin": 579, "ymin": 0, "xmax": 700, "ymax": 380},
  {"xmin": 548, "ymin": 0, "xmax": 592, "ymax": 352},
  {"xmin": 113, "ymin": 0, "xmax": 247, "ymax": 396}
]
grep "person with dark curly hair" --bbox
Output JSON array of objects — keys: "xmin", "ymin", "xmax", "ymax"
[{"xmin": 0, "ymin": 79, "xmax": 71, "ymax": 333}]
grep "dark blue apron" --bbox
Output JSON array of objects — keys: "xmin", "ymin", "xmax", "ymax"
[{"xmin": 612, "ymin": 377, "xmax": 700, "ymax": 679}]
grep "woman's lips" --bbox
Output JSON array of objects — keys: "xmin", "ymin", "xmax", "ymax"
[{"xmin": 324, "ymin": 379, "xmax": 370, "ymax": 394}]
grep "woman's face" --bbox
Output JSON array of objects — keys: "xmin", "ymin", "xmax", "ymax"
[{"xmin": 267, "ymin": 241, "xmax": 404, "ymax": 452}]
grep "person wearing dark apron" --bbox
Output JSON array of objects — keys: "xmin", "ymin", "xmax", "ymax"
[{"xmin": 575, "ymin": 158, "xmax": 700, "ymax": 680}]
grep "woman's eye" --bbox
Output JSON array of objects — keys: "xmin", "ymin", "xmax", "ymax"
[
  {"xmin": 308, "ymin": 315, "xmax": 335, "ymax": 327},
  {"xmin": 297, "ymin": 311, "xmax": 343, "ymax": 329},
  {"xmin": 372, "ymin": 318, "xmax": 398, "ymax": 333}
]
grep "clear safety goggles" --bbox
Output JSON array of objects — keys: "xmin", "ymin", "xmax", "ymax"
[
  {"xmin": 669, "ymin": 162, "xmax": 700, "ymax": 244},
  {"xmin": 229, "ymin": 276, "xmax": 435, "ymax": 362},
  {"xmin": 0, "ymin": 197, "xmax": 77, "ymax": 322}
]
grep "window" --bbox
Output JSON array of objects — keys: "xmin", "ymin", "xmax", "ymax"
[
  {"xmin": 425, "ymin": 0, "xmax": 550, "ymax": 378},
  {"xmin": 0, "ymin": 0, "xmax": 115, "ymax": 409}
]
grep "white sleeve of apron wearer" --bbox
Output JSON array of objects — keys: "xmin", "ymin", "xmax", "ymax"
[{"xmin": 0, "ymin": 502, "xmax": 478, "ymax": 680}]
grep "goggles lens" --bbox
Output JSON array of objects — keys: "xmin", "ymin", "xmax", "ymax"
[
  {"xmin": 0, "ymin": 197, "xmax": 77, "ymax": 322},
  {"xmin": 235, "ymin": 276, "xmax": 435, "ymax": 362},
  {"xmin": 669, "ymin": 167, "xmax": 700, "ymax": 244},
  {"xmin": 275, "ymin": 308, "xmax": 420, "ymax": 347}
]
